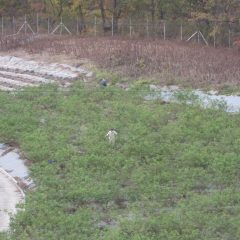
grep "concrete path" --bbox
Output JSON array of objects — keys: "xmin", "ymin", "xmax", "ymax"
[{"xmin": 0, "ymin": 169, "xmax": 24, "ymax": 232}]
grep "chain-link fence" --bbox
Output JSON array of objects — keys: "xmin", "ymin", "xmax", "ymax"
[{"xmin": 0, "ymin": 14, "xmax": 240, "ymax": 48}]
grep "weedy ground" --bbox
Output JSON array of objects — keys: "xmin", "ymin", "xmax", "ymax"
[
  {"xmin": 0, "ymin": 81, "xmax": 240, "ymax": 239},
  {"xmin": 18, "ymin": 36, "xmax": 240, "ymax": 93}
]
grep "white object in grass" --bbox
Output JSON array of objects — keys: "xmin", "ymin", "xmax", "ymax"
[{"xmin": 105, "ymin": 129, "xmax": 118, "ymax": 144}]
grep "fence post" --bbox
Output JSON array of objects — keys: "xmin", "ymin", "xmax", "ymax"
[
  {"xmin": 213, "ymin": 32, "xmax": 216, "ymax": 48},
  {"xmin": 13, "ymin": 16, "xmax": 15, "ymax": 34},
  {"xmin": 1, "ymin": 16, "xmax": 3, "ymax": 36},
  {"xmin": 60, "ymin": 17, "xmax": 63, "ymax": 35},
  {"xmin": 48, "ymin": 18, "xmax": 50, "ymax": 34},
  {"xmin": 24, "ymin": 15, "xmax": 27, "ymax": 34},
  {"xmin": 180, "ymin": 23, "xmax": 183, "ymax": 41},
  {"xmin": 36, "ymin": 13, "xmax": 39, "ymax": 34},
  {"xmin": 146, "ymin": 16, "xmax": 149, "ymax": 37},
  {"xmin": 76, "ymin": 16, "xmax": 79, "ymax": 35},
  {"xmin": 94, "ymin": 16, "xmax": 97, "ymax": 36},
  {"xmin": 111, "ymin": 16, "xmax": 114, "ymax": 37},
  {"xmin": 130, "ymin": 18, "xmax": 132, "ymax": 37},
  {"xmin": 228, "ymin": 29, "xmax": 231, "ymax": 48},
  {"xmin": 163, "ymin": 21, "xmax": 166, "ymax": 40}
]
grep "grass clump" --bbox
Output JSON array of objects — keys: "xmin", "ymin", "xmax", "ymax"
[{"xmin": 0, "ymin": 83, "xmax": 240, "ymax": 239}]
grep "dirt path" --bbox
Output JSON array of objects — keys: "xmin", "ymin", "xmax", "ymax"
[{"xmin": 0, "ymin": 169, "xmax": 24, "ymax": 232}]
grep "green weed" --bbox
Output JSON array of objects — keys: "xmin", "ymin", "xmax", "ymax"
[{"xmin": 0, "ymin": 83, "xmax": 240, "ymax": 239}]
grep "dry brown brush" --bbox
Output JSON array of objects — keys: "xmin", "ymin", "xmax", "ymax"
[
  {"xmin": 16, "ymin": 36, "xmax": 240, "ymax": 89},
  {"xmin": 0, "ymin": 34, "xmax": 38, "ymax": 51}
]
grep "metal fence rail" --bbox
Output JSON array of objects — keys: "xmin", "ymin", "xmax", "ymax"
[{"xmin": 0, "ymin": 14, "xmax": 240, "ymax": 49}]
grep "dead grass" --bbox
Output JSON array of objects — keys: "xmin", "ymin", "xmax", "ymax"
[
  {"xmin": 0, "ymin": 34, "xmax": 38, "ymax": 51},
  {"xmin": 6, "ymin": 36, "xmax": 240, "ymax": 89}
]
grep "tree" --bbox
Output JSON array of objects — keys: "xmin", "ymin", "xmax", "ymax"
[
  {"xmin": 70, "ymin": 0, "xmax": 91, "ymax": 33},
  {"xmin": 98, "ymin": 0, "xmax": 109, "ymax": 32},
  {"xmin": 0, "ymin": 0, "xmax": 30, "ymax": 16},
  {"xmin": 44, "ymin": 0, "xmax": 70, "ymax": 18}
]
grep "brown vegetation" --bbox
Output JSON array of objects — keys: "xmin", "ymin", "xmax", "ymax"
[
  {"xmin": 19, "ymin": 36, "xmax": 240, "ymax": 89},
  {"xmin": 233, "ymin": 36, "xmax": 240, "ymax": 51},
  {"xmin": 0, "ymin": 34, "xmax": 37, "ymax": 51}
]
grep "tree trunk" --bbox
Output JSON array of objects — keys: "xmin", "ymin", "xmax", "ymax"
[
  {"xmin": 159, "ymin": 8, "xmax": 164, "ymax": 20},
  {"xmin": 151, "ymin": 0, "xmax": 155, "ymax": 35},
  {"xmin": 112, "ymin": 0, "xmax": 118, "ymax": 34},
  {"xmin": 99, "ymin": 0, "xmax": 108, "ymax": 32},
  {"xmin": 78, "ymin": 4, "xmax": 86, "ymax": 33},
  {"xmin": 99, "ymin": 0, "xmax": 105, "ymax": 26},
  {"xmin": 151, "ymin": 0, "xmax": 155, "ymax": 23}
]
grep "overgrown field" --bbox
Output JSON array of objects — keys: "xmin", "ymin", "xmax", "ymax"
[
  {"xmin": 0, "ymin": 83, "xmax": 240, "ymax": 239},
  {"xmin": 21, "ymin": 36, "xmax": 240, "ymax": 91}
]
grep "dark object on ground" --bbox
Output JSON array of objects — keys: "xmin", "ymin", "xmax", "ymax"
[
  {"xmin": 99, "ymin": 79, "xmax": 108, "ymax": 87},
  {"xmin": 59, "ymin": 163, "xmax": 65, "ymax": 169},
  {"xmin": 48, "ymin": 160, "xmax": 55, "ymax": 164}
]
